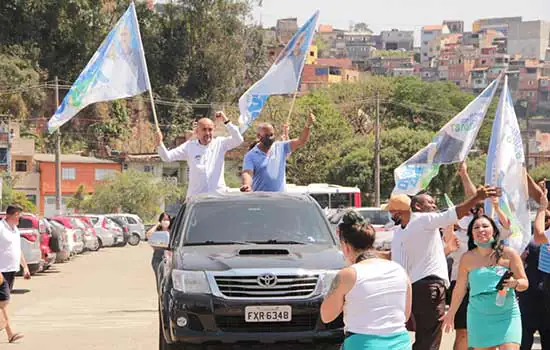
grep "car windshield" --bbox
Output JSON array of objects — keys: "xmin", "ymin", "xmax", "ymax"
[
  {"xmin": 182, "ymin": 199, "xmax": 334, "ymax": 245},
  {"xmin": 356, "ymin": 209, "xmax": 391, "ymax": 226}
]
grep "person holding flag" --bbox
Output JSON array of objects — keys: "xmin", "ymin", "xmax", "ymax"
[
  {"xmin": 240, "ymin": 112, "xmax": 315, "ymax": 193},
  {"xmin": 156, "ymin": 112, "xmax": 243, "ymax": 198},
  {"xmin": 383, "ymin": 185, "xmax": 500, "ymax": 350}
]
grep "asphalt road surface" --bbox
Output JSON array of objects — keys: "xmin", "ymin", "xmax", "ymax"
[{"xmin": 5, "ymin": 244, "xmax": 541, "ymax": 349}]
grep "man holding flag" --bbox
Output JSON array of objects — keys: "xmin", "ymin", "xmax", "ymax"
[
  {"xmin": 156, "ymin": 112, "xmax": 243, "ymax": 198},
  {"xmin": 240, "ymin": 112, "xmax": 315, "ymax": 192}
]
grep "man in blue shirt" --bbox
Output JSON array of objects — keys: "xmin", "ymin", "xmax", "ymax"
[{"xmin": 240, "ymin": 113, "xmax": 315, "ymax": 192}]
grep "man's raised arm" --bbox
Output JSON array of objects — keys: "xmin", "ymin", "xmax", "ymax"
[{"xmin": 156, "ymin": 130, "xmax": 189, "ymax": 162}]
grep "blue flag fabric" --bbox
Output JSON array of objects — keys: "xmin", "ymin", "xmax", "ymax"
[
  {"xmin": 48, "ymin": 2, "xmax": 150, "ymax": 133},
  {"xmin": 238, "ymin": 10, "xmax": 320, "ymax": 134}
]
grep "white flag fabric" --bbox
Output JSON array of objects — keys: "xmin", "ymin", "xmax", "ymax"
[
  {"xmin": 392, "ymin": 77, "xmax": 500, "ymax": 195},
  {"xmin": 484, "ymin": 75, "xmax": 530, "ymax": 253},
  {"xmin": 48, "ymin": 2, "xmax": 151, "ymax": 133},
  {"xmin": 238, "ymin": 11, "xmax": 320, "ymax": 134}
]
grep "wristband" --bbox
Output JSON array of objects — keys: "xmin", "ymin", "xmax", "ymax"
[{"xmin": 224, "ymin": 120, "xmax": 230, "ymax": 125}]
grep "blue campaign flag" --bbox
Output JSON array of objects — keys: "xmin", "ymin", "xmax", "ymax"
[
  {"xmin": 238, "ymin": 10, "xmax": 320, "ymax": 134},
  {"xmin": 48, "ymin": 2, "xmax": 151, "ymax": 133}
]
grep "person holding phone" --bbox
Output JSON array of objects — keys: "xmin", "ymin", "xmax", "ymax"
[
  {"xmin": 441, "ymin": 215, "xmax": 528, "ymax": 349},
  {"xmin": 146, "ymin": 212, "xmax": 172, "ymax": 282}
]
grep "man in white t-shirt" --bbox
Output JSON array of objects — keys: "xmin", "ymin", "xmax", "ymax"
[
  {"xmin": 155, "ymin": 111, "xmax": 243, "ymax": 199},
  {"xmin": 0, "ymin": 205, "xmax": 30, "ymax": 343},
  {"xmin": 383, "ymin": 186, "xmax": 498, "ymax": 350}
]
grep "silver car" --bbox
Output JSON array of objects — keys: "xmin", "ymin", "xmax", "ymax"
[
  {"xmin": 82, "ymin": 215, "xmax": 116, "ymax": 247},
  {"xmin": 71, "ymin": 217, "xmax": 99, "ymax": 252},
  {"xmin": 110, "ymin": 214, "xmax": 145, "ymax": 246}
]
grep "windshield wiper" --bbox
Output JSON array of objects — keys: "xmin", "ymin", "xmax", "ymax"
[
  {"xmin": 246, "ymin": 239, "xmax": 306, "ymax": 245},
  {"xmin": 183, "ymin": 240, "xmax": 252, "ymax": 246}
]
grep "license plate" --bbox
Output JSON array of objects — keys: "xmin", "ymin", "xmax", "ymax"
[{"xmin": 244, "ymin": 305, "xmax": 292, "ymax": 323}]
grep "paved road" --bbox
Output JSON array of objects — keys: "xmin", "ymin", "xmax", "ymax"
[{"xmin": 5, "ymin": 244, "xmax": 540, "ymax": 349}]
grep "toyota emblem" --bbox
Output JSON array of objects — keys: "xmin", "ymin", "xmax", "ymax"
[{"xmin": 257, "ymin": 273, "xmax": 278, "ymax": 288}]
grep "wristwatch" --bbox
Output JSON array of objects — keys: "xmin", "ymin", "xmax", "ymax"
[{"xmin": 224, "ymin": 120, "xmax": 230, "ymax": 125}]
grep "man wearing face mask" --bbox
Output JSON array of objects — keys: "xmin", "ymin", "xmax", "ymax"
[
  {"xmin": 240, "ymin": 112, "xmax": 315, "ymax": 192},
  {"xmin": 383, "ymin": 186, "xmax": 499, "ymax": 350},
  {"xmin": 155, "ymin": 111, "xmax": 243, "ymax": 198}
]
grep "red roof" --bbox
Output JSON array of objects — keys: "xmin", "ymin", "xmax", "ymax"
[{"xmin": 316, "ymin": 58, "xmax": 353, "ymax": 69}]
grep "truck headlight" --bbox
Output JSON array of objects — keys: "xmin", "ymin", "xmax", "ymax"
[
  {"xmin": 319, "ymin": 270, "xmax": 340, "ymax": 295},
  {"xmin": 172, "ymin": 270, "xmax": 211, "ymax": 294}
]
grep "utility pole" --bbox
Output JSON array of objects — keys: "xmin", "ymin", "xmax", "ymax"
[
  {"xmin": 525, "ymin": 102, "xmax": 530, "ymax": 170},
  {"xmin": 54, "ymin": 76, "xmax": 62, "ymax": 215},
  {"xmin": 374, "ymin": 91, "xmax": 381, "ymax": 207}
]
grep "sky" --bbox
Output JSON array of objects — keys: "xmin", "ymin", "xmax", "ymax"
[{"xmin": 251, "ymin": 0, "xmax": 550, "ymax": 45}]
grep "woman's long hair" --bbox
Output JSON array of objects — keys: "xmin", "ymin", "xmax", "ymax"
[{"xmin": 466, "ymin": 214, "xmax": 504, "ymax": 261}]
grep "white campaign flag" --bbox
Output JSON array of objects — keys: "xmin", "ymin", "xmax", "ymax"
[
  {"xmin": 392, "ymin": 77, "xmax": 501, "ymax": 195},
  {"xmin": 484, "ymin": 75, "xmax": 530, "ymax": 253},
  {"xmin": 237, "ymin": 10, "xmax": 319, "ymax": 134},
  {"xmin": 48, "ymin": 2, "xmax": 151, "ymax": 133}
]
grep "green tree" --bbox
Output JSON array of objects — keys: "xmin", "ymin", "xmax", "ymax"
[
  {"xmin": 529, "ymin": 163, "xmax": 550, "ymax": 182},
  {"xmin": 82, "ymin": 169, "xmax": 182, "ymax": 221},
  {"xmin": 1, "ymin": 173, "xmax": 36, "ymax": 212},
  {"xmin": 67, "ymin": 184, "xmax": 87, "ymax": 212}
]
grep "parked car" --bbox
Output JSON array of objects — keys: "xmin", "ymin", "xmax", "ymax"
[
  {"xmin": 46, "ymin": 219, "xmax": 71, "ymax": 263},
  {"xmin": 51, "ymin": 216, "xmax": 84, "ymax": 255},
  {"xmin": 110, "ymin": 214, "xmax": 145, "ymax": 245},
  {"xmin": 152, "ymin": 192, "xmax": 345, "ymax": 349},
  {"xmin": 80, "ymin": 215, "xmax": 117, "ymax": 248},
  {"xmin": 38, "ymin": 219, "xmax": 57, "ymax": 270},
  {"xmin": 71, "ymin": 216, "xmax": 100, "ymax": 252},
  {"xmin": 106, "ymin": 215, "xmax": 130, "ymax": 247}
]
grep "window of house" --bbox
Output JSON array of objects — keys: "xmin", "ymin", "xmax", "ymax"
[
  {"xmin": 0, "ymin": 148, "xmax": 7, "ymax": 165},
  {"xmin": 62, "ymin": 168, "xmax": 76, "ymax": 180},
  {"xmin": 528, "ymin": 80, "xmax": 534, "ymax": 86},
  {"xmin": 144, "ymin": 165, "xmax": 153, "ymax": 173},
  {"xmin": 15, "ymin": 160, "xmax": 27, "ymax": 172},
  {"xmin": 123, "ymin": 163, "xmax": 129, "ymax": 170},
  {"xmin": 95, "ymin": 168, "xmax": 116, "ymax": 181}
]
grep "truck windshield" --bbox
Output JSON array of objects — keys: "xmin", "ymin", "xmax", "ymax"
[{"xmin": 182, "ymin": 200, "xmax": 335, "ymax": 246}]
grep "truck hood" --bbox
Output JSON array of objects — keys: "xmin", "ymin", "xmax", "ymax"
[{"xmin": 176, "ymin": 244, "xmax": 346, "ymax": 271}]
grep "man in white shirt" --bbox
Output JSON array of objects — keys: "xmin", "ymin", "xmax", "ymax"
[
  {"xmin": 155, "ymin": 111, "xmax": 244, "ymax": 198},
  {"xmin": 383, "ymin": 186, "xmax": 498, "ymax": 350},
  {"xmin": 0, "ymin": 205, "xmax": 30, "ymax": 343}
]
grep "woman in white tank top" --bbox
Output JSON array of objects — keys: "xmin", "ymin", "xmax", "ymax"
[{"xmin": 321, "ymin": 210, "xmax": 412, "ymax": 350}]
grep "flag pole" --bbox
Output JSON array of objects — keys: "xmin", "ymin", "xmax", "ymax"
[{"xmin": 148, "ymin": 88, "xmax": 160, "ymax": 132}]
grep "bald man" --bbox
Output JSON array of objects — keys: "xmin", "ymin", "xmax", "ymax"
[{"xmin": 155, "ymin": 111, "xmax": 243, "ymax": 198}]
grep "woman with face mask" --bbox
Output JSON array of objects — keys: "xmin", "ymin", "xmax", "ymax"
[
  {"xmin": 321, "ymin": 210, "xmax": 412, "ymax": 350},
  {"xmin": 146, "ymin": 213, "xmax": 172, "ymax": 280},
  {"xmin": 441, "ymin": 215, "xmax": 528, "ymax": 349}
]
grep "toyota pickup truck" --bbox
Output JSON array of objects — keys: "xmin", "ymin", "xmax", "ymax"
[{"xmin": 150, "ymin": 192, "xmax": 345, "ymax": 350}]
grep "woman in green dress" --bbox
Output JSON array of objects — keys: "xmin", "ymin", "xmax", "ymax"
[{"xmin": 441, "ymin": 215, "xmax": 528, "ymax": 349}]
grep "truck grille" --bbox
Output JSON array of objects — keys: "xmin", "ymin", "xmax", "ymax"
[
  {"xmin": 216, "ymin": 314, "xmax": 317, "ymax": 332},
  {"xmin": 214, "ymin": 274, "xmax": 319, "ymax": 299}
]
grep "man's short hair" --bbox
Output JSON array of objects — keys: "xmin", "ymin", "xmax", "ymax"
[
  {"xmin": 6, "ymin": 205, "xmax": 22, "ymax": 216},
  {"xmin": 410, "ymin": 192, "xmax": 431, "ymax": 212}
]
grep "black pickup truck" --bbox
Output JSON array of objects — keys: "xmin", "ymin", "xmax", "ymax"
[{"xmin": 150, "ymin": 192, "xmax": 345, "ymax": 350}]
